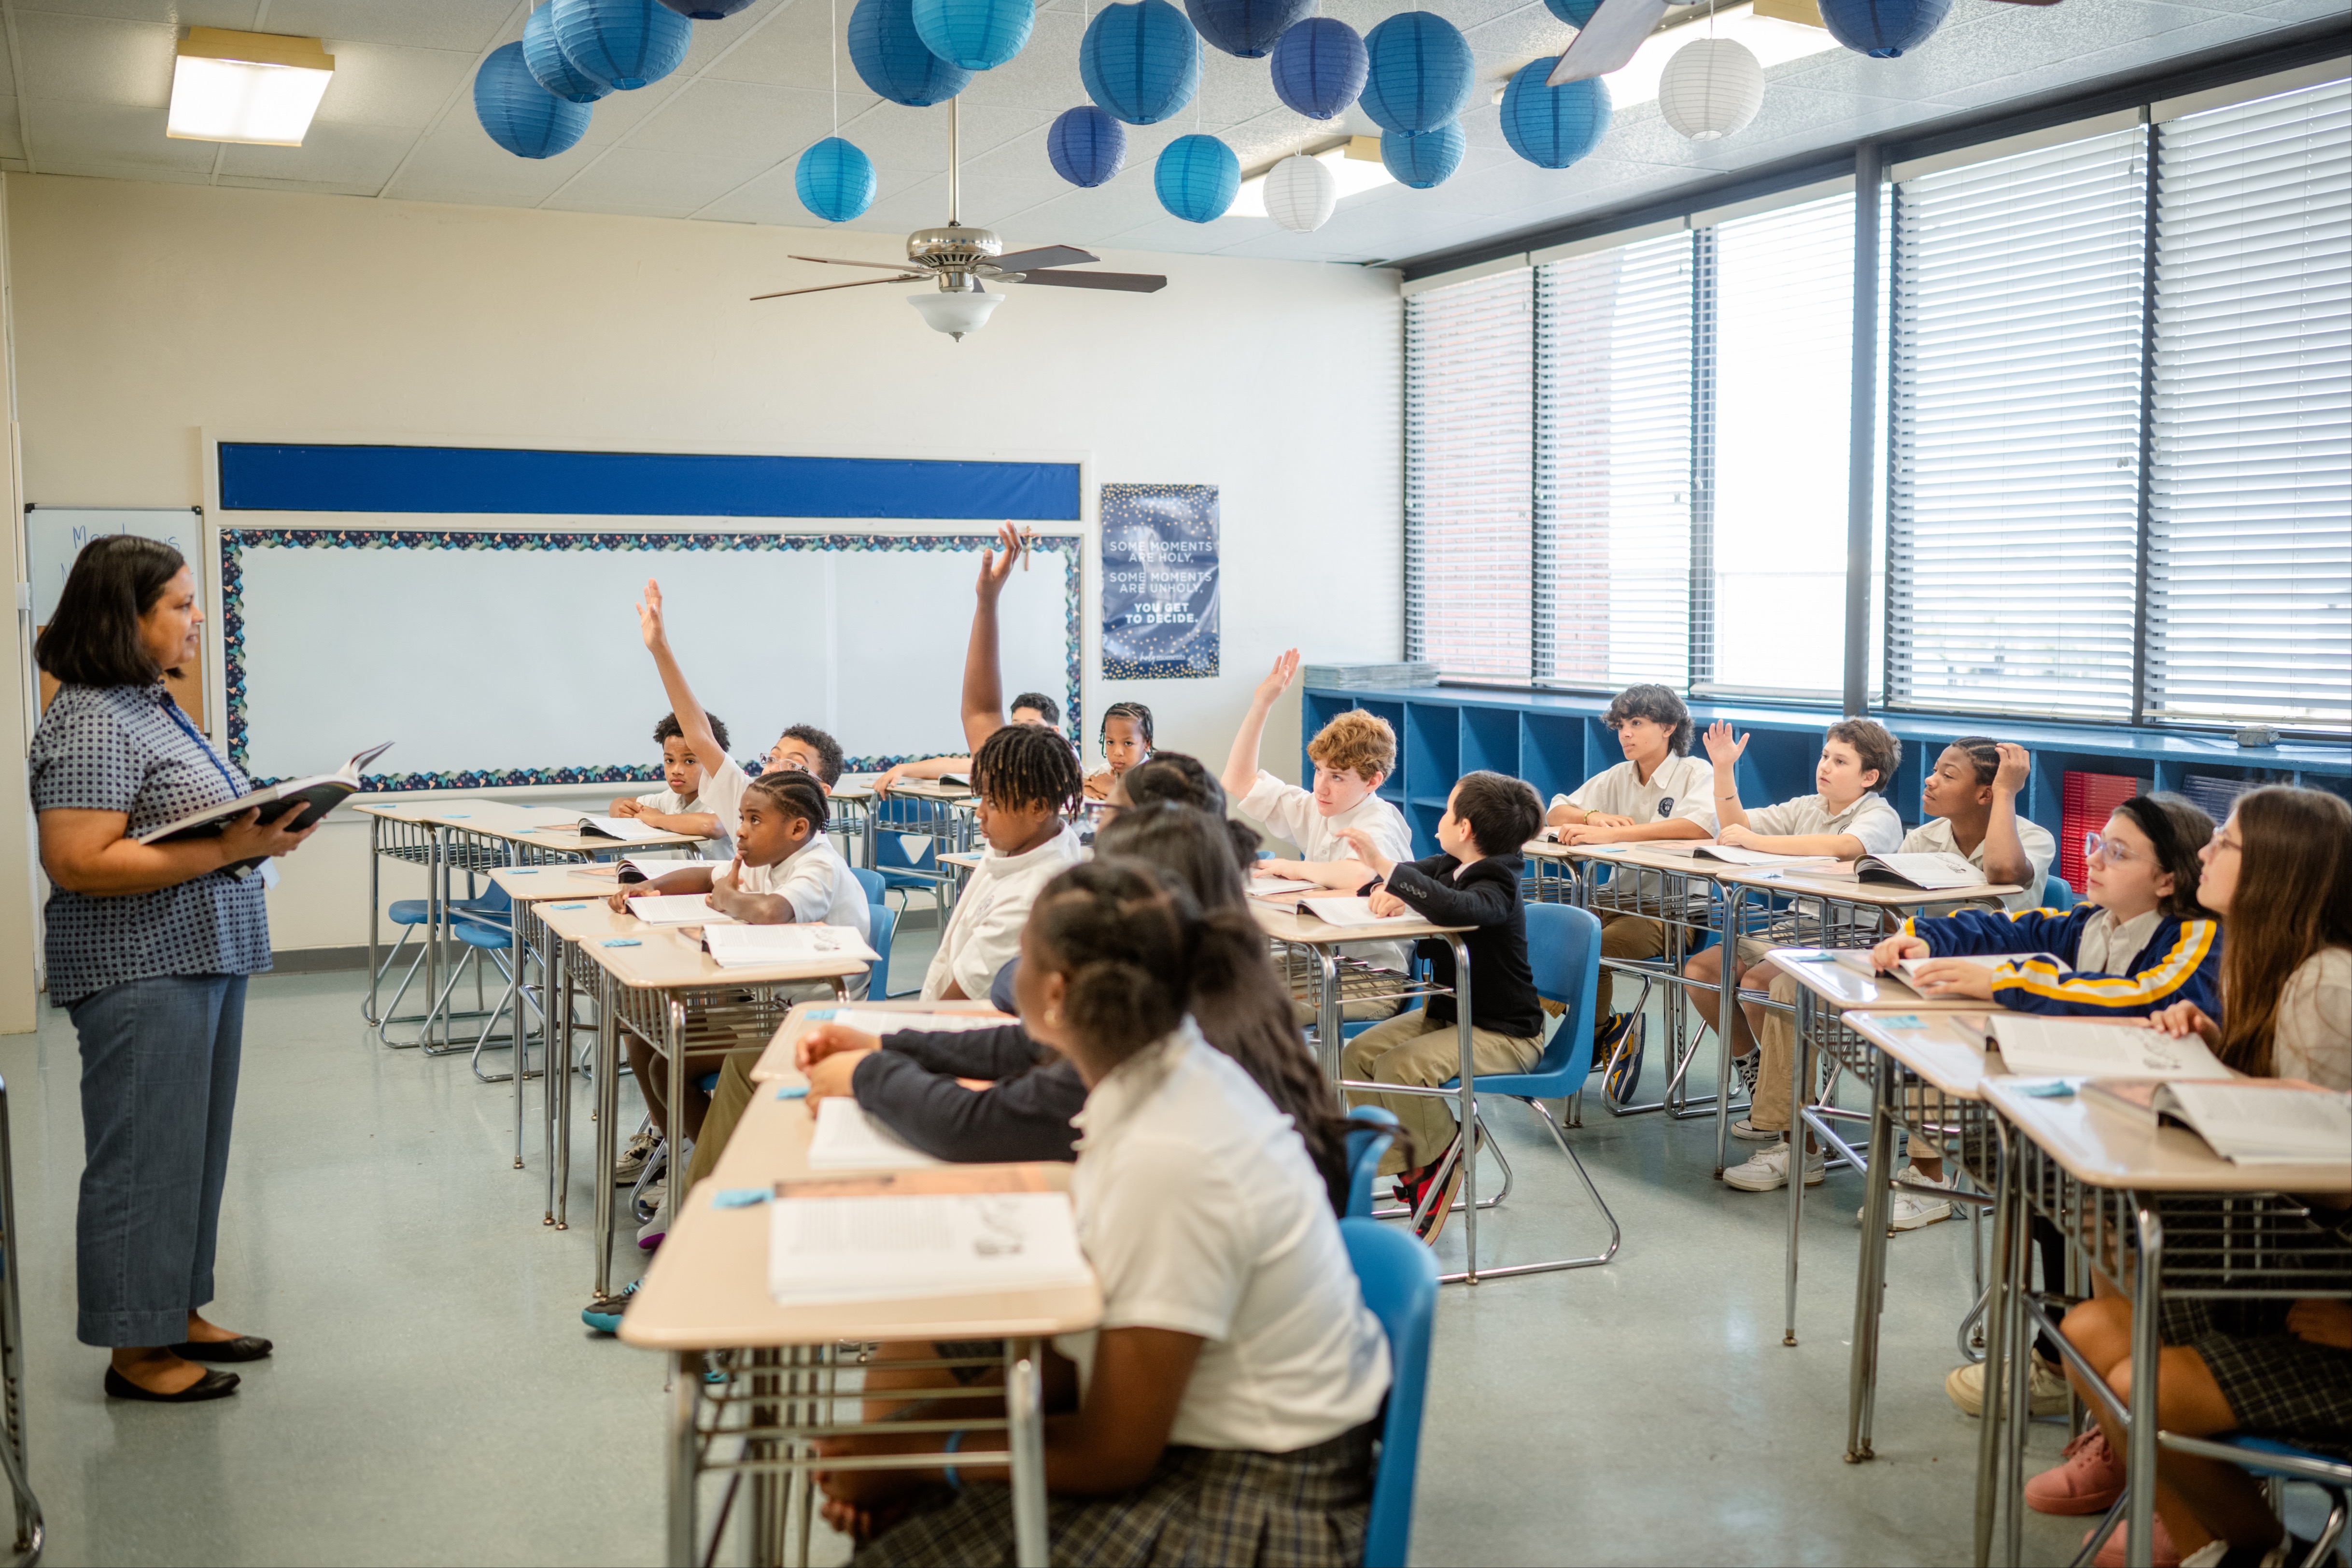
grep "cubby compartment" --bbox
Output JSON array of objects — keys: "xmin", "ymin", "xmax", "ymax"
[
  {"xmin": 1403, "ymin": 702, "xmax": 1459, "ymax": 803},
  {"xmin": 1460, "ymin": 705, "xmax": 1520, "ymax": 780},
  {"xmin": 1519, "ymin": 715, "xmax": 1584, "ymax": 807}
]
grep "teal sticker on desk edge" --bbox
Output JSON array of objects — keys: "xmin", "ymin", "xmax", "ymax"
[
  {"xmin": 711, "ymin": 1188, "xmax": 771, "ymax": 1209},
  {"xmin": 2021, "ymin": 1080, "xmax": 2076, "ymax": 1098},
  {"xmin": 508, "ymin": 868, "xmax": 539, "ymax": 874},
  {"xmin": 1875, "ymin": 1014, "xmax": 1926, "ymax": 1028},
  {"xmin": 775, "ymin": 1085, "xmax": 809, "ymax": 1100},
  {"xmin": 601, "ymin": 938, "xmax": 641, "ymax": 948},
  {"xmin": 552, "ymin": 902, "xmax": 586, "ymax": 909}
]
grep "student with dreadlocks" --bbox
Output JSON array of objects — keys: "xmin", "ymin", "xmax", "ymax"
[{"xmin": 1083, "ymin": 701, "xmax": 1153, "ymax": 801}]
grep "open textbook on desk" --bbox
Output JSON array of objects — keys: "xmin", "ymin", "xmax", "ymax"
[{"xmin": 2081, "ymin": 1078, "xmax": 2352, "ymax": 1167}]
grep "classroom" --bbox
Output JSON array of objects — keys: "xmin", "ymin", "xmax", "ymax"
[{"xmin": 0, "ymin": 0, "xmax": 2344, "ymax": 1563}]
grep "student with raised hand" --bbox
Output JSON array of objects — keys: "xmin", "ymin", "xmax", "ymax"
[
  {"xmin": 873, "ymin": 691, "xmax": 1062, "ymax": 798},
  {"xmin": 1540, "ymin": 683, "xmax": 1718, "ymax": 1098},
  {"xmin": 608, "ymin": 710, "xmax": 734, "ymax": 858},
  {"xmin": 814, "ymin": 862, "xmax": 1391, "ymax": 1567},
  {"xmin": 1083, "ymin": 701, "xmax": 1153, "ymax": 800}
]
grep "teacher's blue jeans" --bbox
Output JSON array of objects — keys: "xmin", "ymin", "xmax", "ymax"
[{"xmin": 66, "ymin": 974, "xmax": 246, "ymax": 1348}]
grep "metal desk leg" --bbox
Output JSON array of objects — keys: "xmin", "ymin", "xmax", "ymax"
[
  {"xmin": 1450, "ymin": 936, "xmax": 1479, "ymax": 1285},
  {"xmin": 0, "ymin": 1079, "xmax": 43, "ymax": 1566},
  {"xmin": 667, "ymin": 998, "xmax": 688, "ymax": 1242},
  {"xmin": 365, "ymin": 815, "xmax": 383, "ymax": 1025},
  {"xmin": 1784, "ymin": 986, "xmax": 1815, "ymax": 1347},
  {"xmin": 1009, "ymin": 1338, "xmax": 1048, "ymax": 1568},
  {"xmin": 1712, "ymin": 884, "xmax": 1746, "ymax": 1176},
  {"xmin": 1317, "ymin": 950, "xmax": 1342, "ymax": 1085},
  {"xmin": 549, "ymin": 934, "xmax": 570, "ymax": 1228},
  {"xmin": 592, "ymin": 977, "xmax": 621, "ymax": 1300},
  {"xmin": 1972, "ymin": 1131, "xmax": 2019, "ymax": 1568},
  {"xmin": 1846, "ymin": 1051, "xmax": 1896, "ymax": 1462},
  {"xmin": 2126, "ymin": 1207, "xmax": 2164, "ymax": 1568},
  {"xmin": 669, "ymin": 1350, "xmax": 699, "ymax": 1568},
  {"xmin": 2002, "ymin": 1173, "xmax": 2037, "ymax": 1568}
]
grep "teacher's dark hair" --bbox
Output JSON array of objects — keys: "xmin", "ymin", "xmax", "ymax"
[{"xmin": 35, "ymin": 535, "xmax": 189, "ymax": 687}]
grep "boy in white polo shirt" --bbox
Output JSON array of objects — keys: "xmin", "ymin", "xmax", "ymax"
[
  {"xmin": 1542, "ymin": 684, "xmax": 1717, "ymax": 1098},
  {"xmin": 609, "ymin": 710, "xmax": 736, "ymax": 860},
  {"xmin": 1221, "ymin": 649, "xmax": 1415, "ymax": 1019}
]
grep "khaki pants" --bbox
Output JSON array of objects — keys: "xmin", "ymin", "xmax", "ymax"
[
  {"xmin": 1747, "ymin": 969, "xmax": 1816, "ymax": 1135},
  {"xmin": 686, "ymin": 1048, "xmax": 763, "ymax": 1190},
  {"xmin": 1596, "ymin": 912, "xmax": 1670, "ymax": 1019},
  {"xmin": 1293, "ymin": 995, "xmax": 1404, "ymax": 1027},
  {"xmin": 1341, "ymin": 1009, "xmax": 1543, "ymax": 1176}
]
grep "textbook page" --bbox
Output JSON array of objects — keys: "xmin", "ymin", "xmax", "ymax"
[
  {"xmin": 704, "ymin": 924, "xmax": 880, "ymax": 968},
  {"xmin": 1246, "ymin": 877, "xmax": 1322, "ymax": 898},
  {"xmin": 1691, "ymin": 846, "xmax": 1840, "ymax": 867},
  {"xmin": 577, "ymin": 816, "xmax": 671, "ymax": 842},
  {"xmin": 806, "ymin": 1097, "xmax": 946, "ymax": 1171},
  {"xmin": 1297, "ymin": 896, "xmax": 1424, "ymax": 928},
  {"xmin": 768, "ymin": 1190, "xmax": 1091, "ymax": 1306},
  {"xmin": 625, "ymin": 895, "xmax": 737, "ymax": 926},
  {"xmin": 796, "ymin": 1007, "xmax": 1013, "ymax": 1034},
  {"xmin": 1988, "ymin": 1017, "xmax": 2229, "ymax": 1080},
  {"xmin": 2161, "ymin": 1082, "xmax": 2352, "ymax": 1167}
]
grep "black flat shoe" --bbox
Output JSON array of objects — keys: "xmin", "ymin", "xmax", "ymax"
[
  {"xmin": 104, "ymin": 1367, "xmax": 239, "ymax": 1402},
  {"xmin": 168, "ymin": 1336, "xmax": 272, "ymax": 1363}
]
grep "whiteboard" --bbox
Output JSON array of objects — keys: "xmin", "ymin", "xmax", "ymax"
[
  {"xmin": 224, "ymin": 529, "xmax": 1077, "ymax": 789},
  {"xmin": 28, "ymin": 507, "xmax": 204, "ymax": 623}
]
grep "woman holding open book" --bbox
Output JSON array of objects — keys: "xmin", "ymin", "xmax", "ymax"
[{"xmin": 28, "ymin": 536, "xmax": 323, "ymax": 1403}]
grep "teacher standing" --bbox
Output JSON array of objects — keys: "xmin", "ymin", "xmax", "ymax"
[{"xmin": 28, "ymin": 535, "xmax": 319, "ymax": 1402}]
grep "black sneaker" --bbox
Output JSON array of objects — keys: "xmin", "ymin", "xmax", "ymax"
[
  {"xmin": 1732, "ymin": 1048, "xmax": 1760, "ymax": 1097},
  {"xmin": 1597, "ymin": 1013, "xmax": 1644, "ymax": 1102}
]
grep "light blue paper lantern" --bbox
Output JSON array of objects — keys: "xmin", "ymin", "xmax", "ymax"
[
  {"xmin": 1081, "ymin": 0, "xmax": 1200, "ymax": 126},
  {"xmin": 1499, "ymin": 59, "xmax": 1610, "ymax": 169},
  {"xmin": 796, "ymin": 137, "xmax": 877, "ymax": 221},
  {"xmin": 1541, "ymin": 0, "xmax": 1602, "ymax": 26},
  {"xmin": 1183, "ymin": 0, "xmax": 1311, "ymax": 59},
  {"xmin": 1047, "ymin": 105, "xmax": 1127, "ymax": 187},
  {"xmin": 913, "ymin": 0, "xmax": 1032, "ymax": 71},
  {"xmin": 1380, "ymin": 121, "xmax": 1462, "ymax": 188},
  {"xmin": 1357, "ymin": 12, "xmax": 1474, "ymax": 136},
  {"xmin": 659, "ymin": 0, "xmax": 757, "ymax": 16},
  {"xmin": 475, "ymin": 42, "xmax": 593, "ymax": 158},
  {"xmin": 848, "ymin": 0, "xmax": 972, "ymax": 104},
  {"xmin": 552, "ymin": 0, "xmax": 693, "ymax": 90},
  {"xmin": 1269, "ymin": 16, "xmax": 1366, "ymax": 120},
  {"xmin": 1818, "ymin": 0, "xmax": 1952, "ymax": 57},
  {"xmin": 1155, "ymin": 134, "xmax": 1237, "ymax": 222},
  {"xmin": 524, "ymin": 2, "xmax": 613, "ymax": 102}
]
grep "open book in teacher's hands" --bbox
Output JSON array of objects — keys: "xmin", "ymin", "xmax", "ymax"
[{"xmin": 137, "ymin": 741, "xmax": 394, "ymax": 866}]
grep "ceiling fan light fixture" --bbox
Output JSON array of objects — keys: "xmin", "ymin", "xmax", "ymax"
[{"xmin": 910, "ymin": 289, "xmax": 1003, "ymax": 340}]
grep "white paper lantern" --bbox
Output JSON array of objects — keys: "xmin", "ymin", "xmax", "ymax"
[
  {"xmin": 1265, "ymin": 153, "xmax": 1337, "ymax": 233},
  {"xmin": 1659, "ymin": 37, "xmax": 1763, "ymax": 142}
]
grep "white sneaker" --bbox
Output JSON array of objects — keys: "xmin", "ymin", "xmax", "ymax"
[
  {"xmin": 1725, "ymin": 1142, "xmax": 1826, "ymax": 1192},
  {"xmin": 1729, "ymin": 1117, "xmax": 1779, "ymax": 1143},
  {"xmin": 1860, "ymin": 1163, "xmax": 1954, "ymax": 1230},
  {"xmin": 635, "ymin": 1177, "xmax": 667, "ymax": 1231},
  {"xmin": 1945, "ymin": 1353, "xmax": 2071, "ymax": 1417},
  {"xmin": 614, "ymin": 1128, "xmax": 660, "ymax": 1186}
]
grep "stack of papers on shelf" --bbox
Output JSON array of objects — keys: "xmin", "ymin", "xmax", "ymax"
[
  {"xmin": 703, "ymin": 924, "xmax": 880, "ymax": 969},
  {"xmin": 768, "ymin": 1189, "xmax": 1092, "ymax": 1306},
  {"xmin": 1987, "ymin": 1016, "xmax": 2229, "ymax": 1080},
  {"xmin": 626, "ymin": 895, "xmax": 735, "ymax": 926},
  {"xmin": 2080, "ymin": 1079, "xmax": 2352, "ymax": 1167},
  {"xmin": 1299, "ymin": 661, "xmax": 1439, "ymax": 689},
  {"xmin": 806, "ymin": 1097, "xmax": 944, "ymax": 1170}
]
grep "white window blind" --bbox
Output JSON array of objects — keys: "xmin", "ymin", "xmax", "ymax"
[
  {"xmin": 2144, "ymin": 79, "xmax": 2352, "ymax": 730},
  {"xmin": 1710, "ymin": 193, "xmax": 1856, "ymax": 697},
  {"xmin": 1404, "ymin": 267, "xmax": 1535, "ymax": 681},
  {"xmin": 1539, "ymin": 231, "xmax": 1696, "ymax": 688},
  {"xmin": 1888, "ymin": 127, "xmax": 2151, "ymax": 720}
]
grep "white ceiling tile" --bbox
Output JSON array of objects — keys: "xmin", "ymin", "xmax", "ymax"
[
  {"xmin": 13, "ymin": 0, "xmax": 209, "ymax": 22},
  {"xmin": 0, "ymin": 98, "xmax": 22, "ymax": 161},
  {"xmin": 547, "ymin": 141, "xmax": 790, "ymax": 213},
  {"xmin": 310, "ymin": 41, "xmax": 476, "ymax": 130},
  {"xmin": 14, "ymin": 7, "xmax": 175, "ymax": 106},
  {"xmin": 17, "ymin": 95, "xmax": 211, "ymax": 170},
  {"xmin": 378, "ymin": 123, "xmax": 587, "ymax": 203},
  {"xmin": 278, "ymin": 0, "xmax": 520, "ymax": 53},
  {"xmin": 218, "ymin": 115, "xmax": 413, "ymax": 183}
]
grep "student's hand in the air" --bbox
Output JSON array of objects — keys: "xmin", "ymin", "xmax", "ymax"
[
  {"xmin": 2145, "ymin": 1000, "xmax": 2222, "ymax": 1048},
  {"xmin": 1702, "ymin": 719, "xmax": 1748, "ymax": 769},
  {"xmin": 1253, "ymin": 648, "xmax": 1300, "ymax": 708},
  {"xmin": 1993, "ymin": 742, "xmax": 2032, "ymax": 796},
  {"xmin": 1334, "ymin": 827, "xmax": 1394, "ymax": 878},
  {"xmin": 1717, "ymin": 824, "xmax": 1761, "ymax": 850},
  {"xmin": 974, "ymin": 521, "xmax": 1021, "ymax": 604},
  {"xmin": 2288, "ymin": 1298, "xmax": 2352, "ymax": 1352},
  {"xmin": 636, "ymin": 579, "xmax": 667, "ymax": 649},
  {"xmin": 803, "ymin": 1049, "xmax": 869, "ymax": 1104},
  {"xmin": 796, "ymin": 1022, "xmax": 881, "ymax": 1070},
  {"xmin": 1870, "ymin": 933, "xmax": 1930, "ymax": 971},
  {"xmin": 1907, "ymin": 959, "xmax": 1996, "ymax": 999},
  {"xmin": 1367, "ymin": 887, "xmax": 1408, "ymax": 918}
]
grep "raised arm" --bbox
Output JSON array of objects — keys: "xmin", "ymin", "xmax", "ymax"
[
  {"xmin": 958, "ymin": 523, "xmax": 1022, "ymax": 756},
  {"xmin": 1703, "ymin": 720, "xmax": 1750, "ymax": 833},
  {"xmin": 1981, "ymin": 743, "xmax": 2036, "ymax": 890},
  {"xmin": 1221, "ymin": 648, "xmax": 1299, "ymax": 801},
  {"xmin": 635, "ymin": 581, "xmax": 729, "ymax": 777}
]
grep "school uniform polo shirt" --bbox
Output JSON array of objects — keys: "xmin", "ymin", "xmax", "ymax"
[
  {"xmin": 729, "ymin": 836, "xmax": 873, "ymax": 999},
  {"xmin": 921, "ymin": 823, "xmax": 1084, "ymax": 1003},
  {"xmin": 1900, "ymin": 815, "xmax": 2058, "ymax": 914},
  {"xmin": 1747, "ymin": 791, "xmax": 1905, "ymax": 856},
  {"xmin": 1238, "ymin": 769, "xmax": 1415, "ymax": 976},
  {"xmin": 634, "ymin": 784, "xmax": 732, "ymax": 860}
]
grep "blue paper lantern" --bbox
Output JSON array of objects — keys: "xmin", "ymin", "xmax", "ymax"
[
  {"xmin": 796, "ymin": 137, "xmax": 877, "ymax": 222},
  {"xmin": 659, "ymin": 0, "xmax": 756, "ymax": 15},
  {"xmin": 1381, "ymin": 121, "xmax": 1462, "ymax": 188},
  {"xmin": 1155, "ymin": 133, "xmax": 1238, "ymax": 222},
  {"xmin": 1047, "ymin": 105, "xmax": 1127, "ymax": 187},
  {"xmin": 1499, "ymin": 58, "xmax": 1610, "ymax": 168},
  {"xmin": 1541, "ymin": 0, "xmax": 1602, "ymax": 25},
  {"xmin": 1269, "ymin": 16, "xmax": 1366, "ymax": 120},
  {"xmin": 913, "ymin": 0, "xmax": 1032, "ymax": 71},
  {"xmin": 1081, "ymin": 0, "xmax": 1199, "ymax": 126},
  {"xmin": 1183, "ymin": 0, "xmax": 1310, "ymax": 59},
  {"xmin": 1817, "ymin": 0, "xmax": 1952, "ymax": 57},
  {"xmin": 848, "ymin": 0, "xmax": 972, "ymax": 105},
  {"xmin": 476, "ymin": 43, "xmax": 592, "ymax": 158},
  {"xmin": 551, "ymin": 0, "xmax": 693, "ymax": 90},
  {"xmin": 524, "ymin": 3, "xmax": 613, "ymax": 102},
  {"xmin": 1358, "ymin": 12, "xmax": 1473, "ymax": 136}
]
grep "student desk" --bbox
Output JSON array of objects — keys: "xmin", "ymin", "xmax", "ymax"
[
  {"xmin": 826, "ymin": 781, "xmax": 876, "ymax": 869},
  {"xmin": 937, "ymin": 850, "xmax": 985, "ymax": 913},
  {"xmin": 623, "ymin": 1013, "xmax": 1098, "ymax": 1568},
  {"xmin": 868, "ymin": 780, "xmax": 977, "ymax": 909},
  {"xmin": 533, "ymin": 899, "xmax": 869, "ymax": 1305},
  {"xmin": 1974, "ymin": 1076, "xmax": 2352, "ymax": 1568},
  {"xmin": 745, "ymin": 999, "xmax": 1012, "ymax": 1083}
]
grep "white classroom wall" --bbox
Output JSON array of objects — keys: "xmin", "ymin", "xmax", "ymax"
[{"xmin": 0, "ymin": 172, "xmax": 1403, "ymax": 966}]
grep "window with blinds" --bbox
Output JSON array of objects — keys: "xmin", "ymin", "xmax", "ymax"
[
  {"xmin": 1538, "ymin": 232, "xmax": 1696, "ymax": 688},
  {"xmin": 1887, "ymin": 127, "xmax": 2152, "ymax": 721},
  {"xmin": 1710, "ymin": 194, "xmax": 1857, "ymax": 697},
  {"xmin": 2144, "ymin": 79, "xmax": 2352, "ymax": 730},
  {"xmin": 1404, "ymin": 267, "xmax": 1535, "ymax": 681}
]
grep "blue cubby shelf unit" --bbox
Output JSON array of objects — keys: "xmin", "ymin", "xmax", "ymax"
[{"xmin": 1301, "ymin": 686, "xmax": 2352, "ymax": 860}]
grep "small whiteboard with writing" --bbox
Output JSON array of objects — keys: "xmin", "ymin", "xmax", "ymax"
[{"xmin": 27, "ymin": 507, "xmax": 207, "ymax": 726}]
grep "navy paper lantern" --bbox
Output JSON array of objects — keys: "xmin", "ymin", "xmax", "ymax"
[
  {"xmin": 1269, "ymin": 16, "xmax": 1366, "ymax": 119},
  {"xmin": 1817, "ymin": 0, "xmax": 1952, "ymax": 57},
  {"xmin": 1183, "ymin": 0, "xmax": 1311, "ymax": 58},
  {"xmin": 913, "ymin": 0, "xmax": 1032, "ymax": 71},
  {"xmin": 1381, "ymin": 121, "xmax": 1462, "ymax": 188},
  {"xmin": 552, "ymin": 0, "xmax": 693, "ymax": 90},
  {"xmin": 659, "ymin": 0, "xmax": 757, "ymax": 15},
  {"xmin": 848, "ymin": 0, "xmax": 972, "ymax": 104},
  {"xmin": 1081, "ymin": 0, "xmax": 1199, "ymax": 126},
  {"xmin": 475, "ymin": 42, "xmax": 592, "ymax": 158},
  {"xmin": 1541, "ymin": 0, "xmax": 1602, "ymax": 25},
  {"xmin": 1155, "ymin": 133, "xmax": 1238, "ymax": 222},
  {"xmin": 1499, "ymin": 58, "xmax": 1610, "ymax": 168},
  {"xmin": 796, "ymin": 137, "xmax": 877, "ymax": 221},
  {"xmin": 1047, "ymin": 105, "xmax": 1127, "ymax": 186},
  {"xmin": 1358, "ymin": 12, "xmax": 1473, "ymax": 135},
  {"xmin": 524, "ymin": 2, "xmax": 613, "ymax": 102}
]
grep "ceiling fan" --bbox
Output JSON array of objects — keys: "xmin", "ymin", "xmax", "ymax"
[{"xmin": 752, "ymin": 98, "xmax": 1167, "ymax": 340}]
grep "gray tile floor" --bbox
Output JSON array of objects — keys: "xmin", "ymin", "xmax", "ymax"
[{"xmin": 0, "ymin": 947, "xmax": 2316, "ymax": 1566}]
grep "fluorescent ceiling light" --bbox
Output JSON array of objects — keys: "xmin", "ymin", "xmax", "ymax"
[
  {"xmin": 1230, "ymin": 138, "xmax": 1396, "ymax": 219},
  {"xmin": 1496, "ymin": 1, "xmax": 1840, "ymax": 111},
  {"xmin": 168, "ymin": 27, "xmax": 335, "ymax": 146}
]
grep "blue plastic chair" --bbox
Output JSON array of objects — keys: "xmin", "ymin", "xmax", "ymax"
[
  {"xmin": 849, "ymin": 866, "xmax": 886, "ymax": 906},
  {"xmin": 1341, "ymin": 1217, "xmax": 1438, "ymax": 1568},
  {"xmin": 2044, "ymin": 872, "xmax": 2077, "ymax": 909},
  {"xmin": 1344, "ymin": 1109, "xmax": 1401, "ymax": 1219},
  {"xmin": 870, "ymin": 796, "xmax": 953, "ymax": 915},
  {"xmin": 2140, "ymin": 1435, "xmax": 2352, "ymax": 1567},
  {"xmin": 866, "ymin": 903, "xmax": 897, "ymax": 1001}
]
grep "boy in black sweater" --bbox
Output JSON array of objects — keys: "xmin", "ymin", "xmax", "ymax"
[{"xmin": 1338, "ymin": 770, "xmax": 1546, "ymax": 1243}]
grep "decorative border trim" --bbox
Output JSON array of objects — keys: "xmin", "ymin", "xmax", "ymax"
[{"xmin": 220, "ymin": 527, "xmax": 1083, "ymax": 789}]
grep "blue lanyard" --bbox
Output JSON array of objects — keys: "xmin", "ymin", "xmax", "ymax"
[{"xmin": 157, "ymin": 692, "xmax": 245, "ymax": 802}]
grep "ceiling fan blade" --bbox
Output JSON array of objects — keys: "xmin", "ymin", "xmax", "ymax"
[
  {"xmin": 986, "ymin": 245, "xmax": 1098, "ymax": 273},
  {"xmin": 787, "ymin": 254, "xmax": 931, "ymax": 272},
  {"xmin": 1545, "ymin": 0, "xmax": 1668, "ymax": 84},
  {"xmin": 1007, "ymin": 269, "xmax": 1167, "ymax": 293},
  {"xmin": 750, "ymin": 274, "xmax": 926, "ymax": 300}
]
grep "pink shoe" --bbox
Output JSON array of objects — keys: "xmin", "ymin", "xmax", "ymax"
[
  {"xmin": 2088, "ymin": 1516, "xmax": 2178, "ymax": 1568},
  {"xmin": 2028, "ymin": 1427, "xmax": 2126, "ymax": 1515}
]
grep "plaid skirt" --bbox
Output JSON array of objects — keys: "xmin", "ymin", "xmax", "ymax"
[
  {"xmin": 2159, "ymin": 1297, "xmax": 2352, "ymax": 1460},
  {"xmin": 853, "ymin": 1423, "xmax": 1376, "ymax": 1568}
]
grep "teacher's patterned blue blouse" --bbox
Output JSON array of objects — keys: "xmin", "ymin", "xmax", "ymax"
[{"xmin": 29, "ymin": 682, "xmax": 271, "ymax": 1006}]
